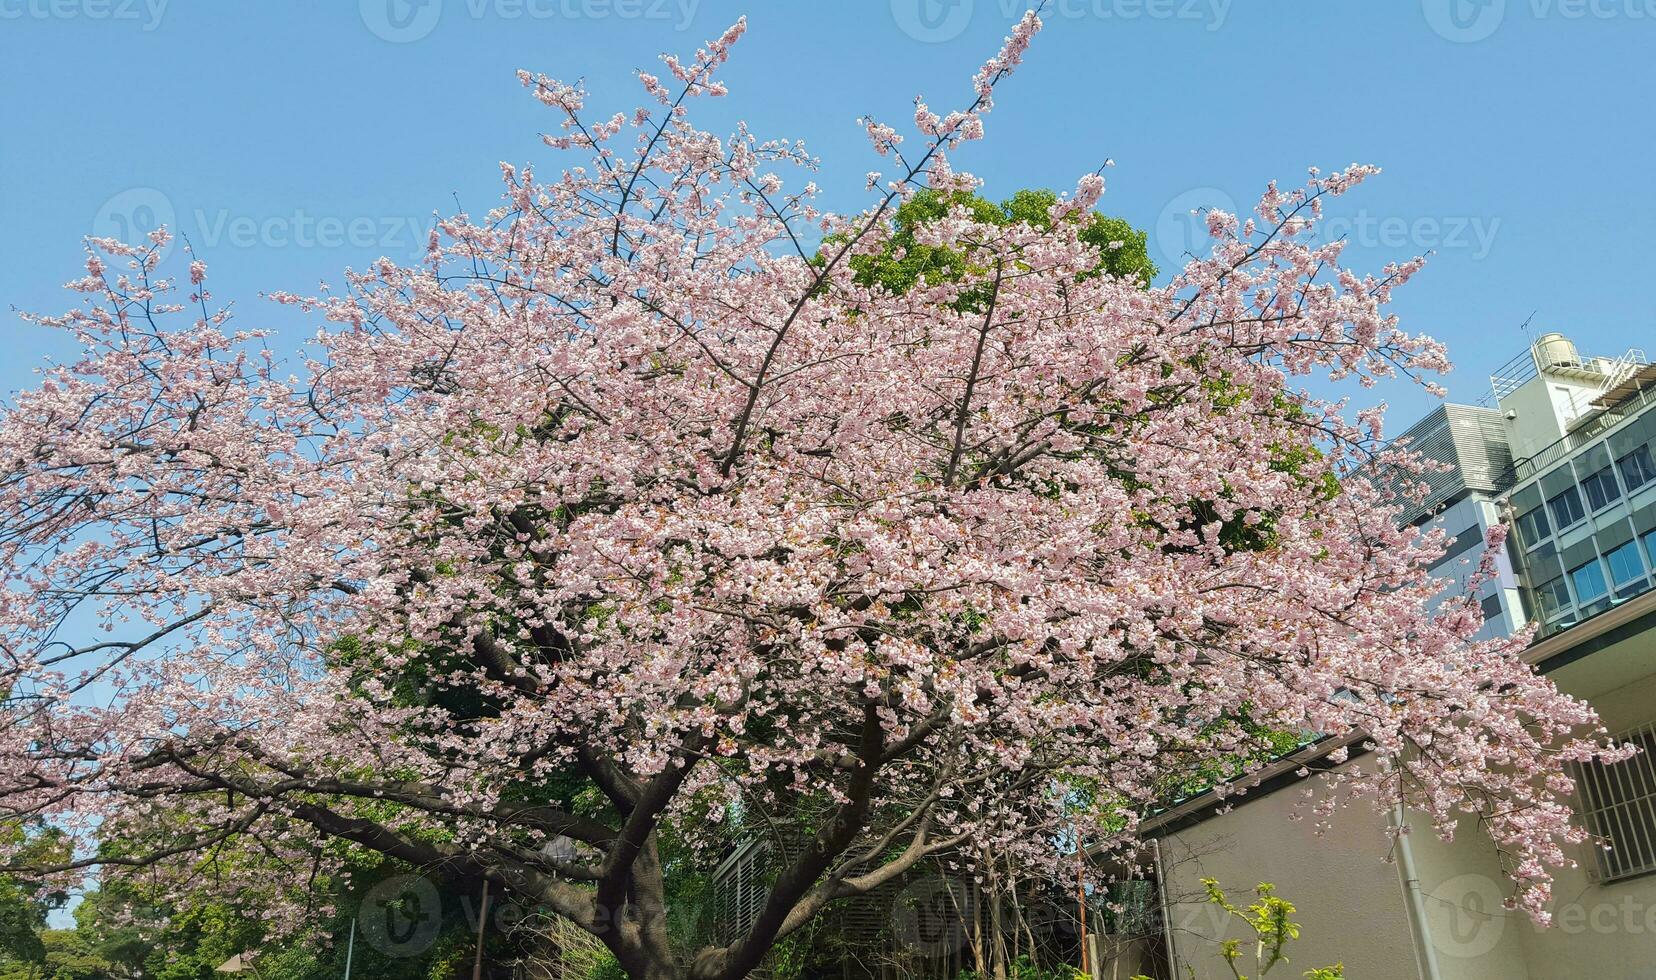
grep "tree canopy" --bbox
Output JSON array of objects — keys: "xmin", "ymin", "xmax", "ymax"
[
  {"xmin": 841, "ymin": 187, "xmax": 1156, "ymax": 296},
  {"xmin": 0, "ymin": 11, "xmax": 1624, "ymax": 980}
]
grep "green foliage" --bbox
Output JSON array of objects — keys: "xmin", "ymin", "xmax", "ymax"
[
  {"xmin": 0, "ymin": 823, "xmax": 69, "ymax": 968},
  {"xmin": 585, "ymin": 951, "xmax": 627, "ymax": 980},
  {"xmin": 1153, "ymin": 719, "xmax": 1309, "ymax": 806},
  {"xmin": 1131, "ymin": 879, "xmax": 1344, "ymax": 980},
  {"xmin": 0, "ymin": 929, "xmax": 111, "ymax": 980},
  {"xmin": 958, "ymin": 954, "xmax": 1086, "ymax": 980},
  {"xmin": 0, "ymin": 842, "xmax": 501, "ymax": 980},
  {"xmin": 836, "ymin": 188, "xmax": 1156, "ymax": 305}
]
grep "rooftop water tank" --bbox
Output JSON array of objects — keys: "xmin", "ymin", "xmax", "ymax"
[{"xmin": 1534, "ymin": 332, "xmax": 1582, "ymax": 372}]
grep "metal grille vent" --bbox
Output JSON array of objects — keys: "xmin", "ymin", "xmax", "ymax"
[{"xmin": 1577, "ymin": 721, "xmax": 1656, "ymax": 883}]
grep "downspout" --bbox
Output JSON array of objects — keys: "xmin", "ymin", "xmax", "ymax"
[
  {"xmin": 1392, "ymin": 805, "xmax": 1444, "ymax": 980},
  {"xmin": 1151, "ymin": 839, "xmax": 1179, "ymax": 977}
]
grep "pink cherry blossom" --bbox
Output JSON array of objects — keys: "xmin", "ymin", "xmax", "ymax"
[{"xmin": 0, "ymin": 12, "xmax": 1624, "ymax": 979}]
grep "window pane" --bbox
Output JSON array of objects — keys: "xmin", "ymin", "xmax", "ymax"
[
  {"xmin": 1645, "ymin": 529, "xmax": 1656, "ymax": 568},
  {"xmin": 1572, "ymin": 560, "xmax": 1610, "ymax": 604},
  {"xmin": 1537, "ymin": 576, "xmax": 1570, "ymax": 620},
  {"xmin": 1582, "ymin": 466, "xmax": 1622, "ymax": 512},
  {"xmin": 1619, "ymin": 446, "xmax": 1656, "ymax": 492},
  {"xmin": 1517, "ymin": 507, "xmax": 1551, "ymax": 548},
  {"xmin": 1549, "ymin": 486, "xmax": 1586, "ymax": 529},
  {"xmin": 1606, "ymin": 540, "xmax": 1646, "ymax": 588},
  {"xmin": 1431, "ymin": 524, "xmax": 1485, "ymax": 571}
]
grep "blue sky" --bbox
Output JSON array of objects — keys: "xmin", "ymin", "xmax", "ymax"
[{"xmin": 1, "ymin": 0, "xmax": 1652, "ymax": 428}]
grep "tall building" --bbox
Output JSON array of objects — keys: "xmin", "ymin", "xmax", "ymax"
[{"xmin": 1102, "ymin": 333, "xmax": 1656, "ymax": 980}]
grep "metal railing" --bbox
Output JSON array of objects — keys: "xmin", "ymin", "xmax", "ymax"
[
  {"xmin": 1603, "ymin": 348, "xmax": 1650, "ymax": 395},
  {"xmin": 1479, "ymin": 347, "xmax": 1540, "ymax": 407},
  {"xmin": 1498, "ymin": 380, "xmax": 1656, "ymax": 489}
]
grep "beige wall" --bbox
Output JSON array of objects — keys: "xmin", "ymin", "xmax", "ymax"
[
  {"xmin": 1109, "ymin": 655, "xmax": 1656, "ymax": 980},
  {"xmin": 1152, "ymin": 772, "xmax": 1420, "ymax": 980},
  {"xmin": 1506, "ymin": 669, "xmax": 1656, "ymax": 980},
  {"xmin": 1403, "ymin": 665, "xmax": 1656, "ymax": 980},
  {"xmin": 1403, "ymin": 805, "xmax": 1532, "ymax": 979}
]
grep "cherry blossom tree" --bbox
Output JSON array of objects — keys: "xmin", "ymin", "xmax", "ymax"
[{"xmin": 0, "ymin": 12, "xmax": 1628, "ymax": 980}]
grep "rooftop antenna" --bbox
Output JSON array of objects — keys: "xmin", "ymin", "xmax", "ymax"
[{"xmin": 1518, "ymin": 311, "xmax": 1538, "ymax": 372}]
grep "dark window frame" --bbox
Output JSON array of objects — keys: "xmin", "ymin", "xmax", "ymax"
[
  {"xmin": 1549, "ymin": 485, "xmax": 1587, "ymax": 530},
  {"xmin": 1581, "ymin": 465, "xmax": 1622, "ymax": 513},
  {"xmin": 1618, "ymin": 445, "xmax": 1656, "ymax": 493},
  {"xmin": 1571, "ymin": 558, "xmax": 1610, "ymax": 605},
  {"xmin": 1605, "ymin": 539, "xmax": 1646, "ymax": 589},
  {"xmin": 1515, "ymin": 506, "xmax": 1551, "ymax": 549},
  {"xmin": 1536, "ymin": 575, "xmax": 1571, "ymax": 621}
]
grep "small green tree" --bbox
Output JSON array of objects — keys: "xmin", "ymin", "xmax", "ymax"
[
  {"xmin": 0, "ymin": 823, "xmax": 69, "ymax": 975},
  {"xmin": 1133, "ymin": 879, "xmax": 1342, "ymax": 980}
]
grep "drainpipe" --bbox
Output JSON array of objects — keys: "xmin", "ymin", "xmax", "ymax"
[
  {"xmin": 1392, "ymin": 805, "xmax": 1444, "ymax": 980},
  {"xmin": 1152, "ymin": 839, "xmax": 1179, "ymax": 978}
]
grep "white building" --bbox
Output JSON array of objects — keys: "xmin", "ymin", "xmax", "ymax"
[{"xmin": 1102, "ymin": 334, "xmax": 1656, "ymax": 980}]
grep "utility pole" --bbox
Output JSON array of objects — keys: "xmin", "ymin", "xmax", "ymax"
[
  {"xmin": 343, "ymin": 917, "xmax": 356, "ymax": 980},
  {"xmin": 1076, "ymin": 849, "xmax": 1090, "ymax": 978}
]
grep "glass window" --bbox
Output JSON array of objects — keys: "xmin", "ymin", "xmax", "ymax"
[
  {"xmin": 1581, "ymin": 466, "xmax": 1622, "ymax": 512},
  {"xmin": 1618, "ymin": 445, "xmax": 1656, "ymax": 492},
  {"xmin": 1515, "ymin": 506, "xmax": 1551, "ymax": 549},
  {"xmin": 1548, "ymin": 486, "xmax": 1586, "ymax": 530},
  {"xmin": 1645, "ymin": 529, "xmax": 1656, "ymax": 567},
  {"xmin": 1479, "ymin": 593, "xmax": 1504, "ymax": 625},
  {"xmin": 1571, "ymin": 560, "xmax": 1610, "ymax": 605},
  {"xmin": 1606, "ymin": 540, "xmax": 1646, "ymax": 588},
  {"xmin": 1431, "ymin": 525, "xmax": 1485, "ymax": 570},
  {"xmin": 1536, "ymin": 576, "xmax": 1571, "ymax": 621}
]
